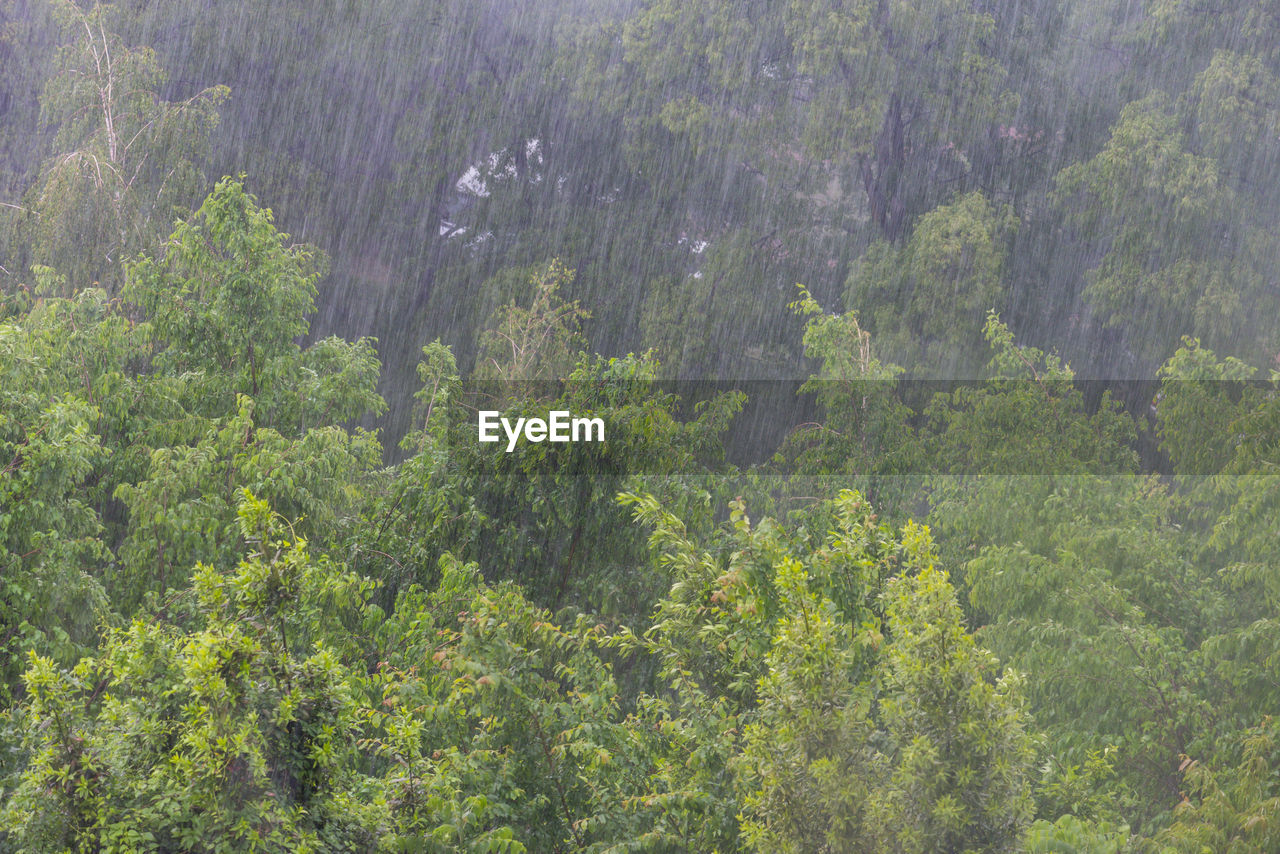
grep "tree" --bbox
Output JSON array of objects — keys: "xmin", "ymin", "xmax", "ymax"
[
  {"xmin": 737, "ymin": 526, "xmax": 882, "ymax": 853},
  {"xmin": 363, "ymin": 554, "xmax": 646, "ymax": 852},
  {"xmin": 111, "ymin": 394, "xmax": 382, "ymax": 611},
  {"xmin": 98, "ymin": 178, "xmax": 387, "ymax": 610},
  {"xmin": 578, "ymin": 0, "xmax": 1054, "ymax": 242},
  {"xmin": 1022, "ymin": 814, "xmax": 1130, "ymax": 853},
  {"xmin": 786, "ymin": 0, "xmax": 1036, "ymax": 240},
  {"xmin": 0, "ymin": 345, "xmax": 108, "ymax": 700},
  {"xmin": 780, "ymin": 285, "xmax": 919, "ymax": 494},
  {"xmin": 359, "ymin": 338, "xmax": 743, "ymax": 618},
  {"xmin": 622, "ymin": 489, "xmax": 1036, "ymax": 852},
  {"xmin": 0, "ymin": 279, "xmax": 163, "ymax": 702},
  {"xmin": 472, "ymin": 259, "xmax": 587, "ymax": 385},
  {"xmin": 123, "ymin": 177, "xmax": 383, "ymax": 433},
  {"xmin": 1054, "ymin": 89, "xmax": 1280, "ymax": 369},
  {"xmin": 352, "ymin": 260, "xmax": 744, "ymax": 620},
  {"xmin": 1153, "ymin": 717, "xmax": 1280, "ymax": 854},
  {"xmin": 847, "ymin": 192, "xmax": 1017, "ymax": 376},
  {"xmin": 922, "ymin": 312, "xmax": 1137, "ymax": 475},
  {"xmin": 19, "ymin": 0, "xmax": 226, "ymax": 291},
  {"xmin": 1, "ymin": 493, "xmax": 380, "ymax": 852},
  {"xmin": 937, "ymin": 474, "xmax": 1222, "ymax": 827},
  {"xmin": 871, "ymin": 554, "xmax": 1037, "ymax": 853},
  {"xmin": 1154, "ymin": 337, "xmax": 1256, "ymax": 476}
]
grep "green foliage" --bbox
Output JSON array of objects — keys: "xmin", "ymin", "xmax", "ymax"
[
  {"xmin": 635, "ymin": 230, "xmax": 808, "ymax": 380},
  {"xmin": 1193, "ymin": 476, "xmax": 1280, "ymax": 736},
  {"xmin": 1034, "ymin": 745, "xmax": 1135, "ymax": 830},
  {"xmin": 923, "ymin": 312, "xmax": 1137, "ymax": 475},
  {"xmin": 847, "ymin": 192, "xmax": 1017, "ymax": 375},
  {"xmin": 786, "ymin": 0, "xmax": 1027, "ymax": 226},
  {"xmin": 785, "ymin": 299, "xmax": 1136, "ymax": 486},
  {"xmin": 737, "ymin": 535, "xmax": 880, "ymax": 853},
  {"xmin": 873, "ymin": 558, "xmax": 1037, "ymax": 853},
  {"xmin": 572, "ymin": 0, "xmax": 787, "ymax": 172},
  {"xmin": 637, "ymin": 273, "xmax": 720, "ymax": 379},
  {"xmin": 363, "ymin": 556, "xmax": 643, "ymax": 852},
  {"xmin": 473, "ymin": 259, "xmax": 588, "ymax": 384},
  {"xmin": 349, "ymin": 341, "xmax": 483, "ymax": 604},
  {"xmin": 124, "ymin": 176, "xmax": 383, "ymax": 431},
  {"xmin": 0, "ymin": 178, "xmax": 389, "ymax": 720},
  {"xmin": 1055, "ymin": 89, "xmax": 1280, "ymax": 367},
  {"xmin": 1155, "ymin": 337, "xmax": 1256, "ymax": 474},
  {"xmin": 0, "ymin": 381, "xmax": 108, "ymax": 698},
  {"xmin": 468, "ymin": 346, "xmax": 741, "ymax": 614},
  {"xmin": 1024, "ymin": 814, "xmax": 1131, "ymax": 853},
  {"xmin": 0, "ymin": 283, "xmax": 183, "ymax": 522},
  {"xmin": 935, "ymin": 475, "xmax": 1225, "ymax": 828},
  {"xmin": 2, "ymin": 493, "xmax": 379, "ymax": 852},
  {"xmin": 0, "ymin": 287, "xmax": 145, "ymax": 698},
  {"xmin": 21, "ymin": 0, "xmax": 227, "ymax": 291},
  {"xmin": 581, "ymin": 0, "xmax": 1038, "ymax": 241},
  {"xmin": 622, "ymin": 490, "xmax": 1036, "ymax": 852},
  {"xmin": 113, "ymin": 395, "xmax": 382, "ymax": 610},
  {"xmin": 1189, "ymin": 51, "xmax": 1280, "ymax": 171},
  {"xmin": 620, "ymin": 490, "xmax": 894, "ymax": 716},
  {"xmin": 783, "ymin": 285, "xmax": 917, "ymax": 479},
  {"xmin": 1153, "ymin": 347, "xmax": 1280, "ymax": 736},
  {"xmin": 7, "ymin": 3, "xmax": 1280, "ymax": 849},
  {"xmin": 359, "ymin": 278, "xmax": 744, "ymax": 619},
  {"xmin": 1151, "ymin": 717, "xmax": 1280, "ymax": 853}
]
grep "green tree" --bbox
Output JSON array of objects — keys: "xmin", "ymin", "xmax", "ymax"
[
  {"xmin": 870, "ymin": 555, "xmax": 1037, "ymax": 853},
  {"xmin": 362, "ymin": 554, "xmax": 648, "ymax": 852},
  {"xmin": 622, "ymin": 490, "xmax": 1036, "ymax": 852},
  {"xmin": 19, "ymin": 0, "xmax": 226, "ymax": 291},
  {"xmin": 737, "ymin": 523, "xmax": 885, "ymax": 853},
  {"xmin": 847, "ymin": 192, "xmax": 1017, "ymax": 376},
  {"xmin": 123, "ymin": 177, "xmax": 384, "ymax": 432},
  {"xmin": 614, "ymin": 490, "xmax": 903, "ymax": 850},
  {"xmin": 1055, "ymin": 90, "xmax": 1280, "ymax": 368},
  {"xmin": 781, "ymin": 285, "xmax": 917, "ymax": 481},
  {"xmin": 0, "ymin": 355, "xmax": 108, "ymax": 699},
  {"xmin": 111, "ymin": 395, "xmax": 382, "ymax": 611},
  {"xmin": 1023, "ymin": 814, "xmax": 1131, "ymax": 853},
  {"xmin": 101, "ymin": 178, "xmax": 386, "ymax": 610},
  {"xmin": 937, "ymin": 474, "xmax": 1222, "ymax": 827},
  {"xmin": 1, "ymin": 493, "xmax": 380, "ymax": 852},
  {"xmin": 356, "ymin": 266, "xmax": 742, "ymax": 619},
  {"xmin": 922, "ymin": 312, "xmax": 1137, "ymax": 475},
  {"xmin": 582, "ymin": 0, "xmax": 1047, "ymax": 241},
  {"xmin": 472, "ymin": 259, "xmax": 587, "ymax": 384},
  {"xmin": 0, "ymin": 278, "xmax": 170, "ymax": 701},
  {"xmin": 1152, "ymin": 717, "xmax": 1280, "ymax": 854},
  {"xmin": 1154, "ymin": 337, "xmax": 1256, "ymax": 475}
]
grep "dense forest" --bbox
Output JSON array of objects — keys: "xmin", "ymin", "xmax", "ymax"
[{"xmin": 3, "ymin": 0, "xmax": 1280, "ymax": 850}]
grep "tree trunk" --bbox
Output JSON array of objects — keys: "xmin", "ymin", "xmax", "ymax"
[{"xmin": 861, "ymin": 93, "xmax": 907, "ymax": 241}]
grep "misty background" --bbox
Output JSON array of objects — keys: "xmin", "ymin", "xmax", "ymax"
[{"xmin": 5, "ymin": 0, "xmax": 1275, "ymax": 454}]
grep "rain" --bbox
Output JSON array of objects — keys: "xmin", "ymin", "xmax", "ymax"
[
  {"xmin": 2, "ymin": 0, "xmax": 1280, "ymax": 849},
  {"xmin": 5, "ymin": 0, "xmax": 1268, "ymax": 439}
]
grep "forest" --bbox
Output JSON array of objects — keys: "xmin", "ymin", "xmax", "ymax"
[{"xmin": 2, "ymin": 0, "xmax": 1280, "ymax": 850}]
